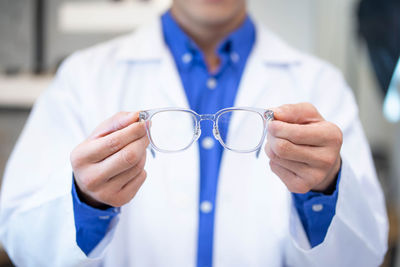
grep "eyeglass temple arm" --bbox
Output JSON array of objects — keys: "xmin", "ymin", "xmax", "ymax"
[
  {"xmin": 256, "ymin": 110, "xmax": 275, "ymax": 158},
  {"xmin": 139, "ymin": 111, "xmax": 156, "ymax": 158}
]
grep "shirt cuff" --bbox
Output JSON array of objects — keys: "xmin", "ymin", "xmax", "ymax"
[
  {"xmin": 71, "ymin": 176, "xmax": 120, "ymax": 255},
  {"xmin": 292, "ymin": 168, "xmax": 341, "ymax": 247}
]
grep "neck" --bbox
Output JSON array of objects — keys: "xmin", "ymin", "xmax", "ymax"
[{"xmin": 170, "ymin": 8, "xmax": 247, "ymax": 72}]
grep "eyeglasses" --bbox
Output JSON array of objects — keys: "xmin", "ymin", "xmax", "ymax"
[{"xmin": 139, "ymin": 107, "xmax": 274, "ymax": 156}]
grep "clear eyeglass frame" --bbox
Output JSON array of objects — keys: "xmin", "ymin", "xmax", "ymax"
[{"xmin": 139, "ymin": 107, "xmax": 274, "ymax": 157}]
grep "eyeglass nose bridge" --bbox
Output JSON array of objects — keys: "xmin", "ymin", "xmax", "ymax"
[
  {"xmin": 195, "ymin": 114, "xmax": 222, "ymax": 142},
  {"xmin": 198, "ymin": 114, "xmax": 215, "ymax": 121}
]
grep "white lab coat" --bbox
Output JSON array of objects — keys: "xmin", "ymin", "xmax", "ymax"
[{"xmin": 0, "ymin": 18, "xmax": 388, "ymax": 267}]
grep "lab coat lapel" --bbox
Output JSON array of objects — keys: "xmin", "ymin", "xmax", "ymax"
[
  {"xmin": 117, "ymin": 19, "xmax": 190, "ymax": 109},
  {"xmin": 158, "ymin": 48, "xmax": 190, "ymax": 109}
]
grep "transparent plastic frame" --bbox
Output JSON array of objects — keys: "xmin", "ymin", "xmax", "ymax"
[{"xmin": 139, "ymin": 107, "xmax": 274, "ymax": 156}]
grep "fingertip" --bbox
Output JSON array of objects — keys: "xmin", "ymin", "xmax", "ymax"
[
  {"xmin": 125, "ymin": 112, "xmax": 140, "ymax": 124},
  {"xmin": 114, "ymin": 112, "xmax": 140, "ymax": 132},
  {"xmin": 270, "ymin": 106, "xmax": 283, "ymax": 117}
]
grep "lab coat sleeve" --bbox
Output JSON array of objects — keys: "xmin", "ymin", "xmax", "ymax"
[
  {"xmin": 284, "ymin": 62, "xmax": 388, "ymax": 266},
  {"xmin": 0, "ymin": 54, "xmax": 117, "ymax": 266}
]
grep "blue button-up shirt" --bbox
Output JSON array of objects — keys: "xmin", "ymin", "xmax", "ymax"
[{"xmin": 72, "ymin": 11, "xmax": 340, "ymax": 265}]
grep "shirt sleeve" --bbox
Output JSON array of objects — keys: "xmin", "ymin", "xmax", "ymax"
[
  {"xmin": 292, "ymin": 169, "xmax": 341, "ymax": 247},
  {"xmin": 71, "ymin": 177, "xmax": 120, "ymax": 255}
]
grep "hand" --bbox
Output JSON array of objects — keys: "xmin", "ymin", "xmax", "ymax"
[
  {"xmin": 70, "ymin": 112, "xmax": 149, "ymax": 208},
  {"xmin": 265, "ymin": 103, "xmax": 342, "ymax": 194}
]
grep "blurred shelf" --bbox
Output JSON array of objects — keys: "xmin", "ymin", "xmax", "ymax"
[
  {"xmin": 0, "ymin": 74, "xmax": 52, "ymax": 108},
  {"xmin": 59, "ymin": 0, "xmax": 171, "ymax": 34}
]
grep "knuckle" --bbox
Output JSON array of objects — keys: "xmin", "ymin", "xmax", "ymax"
[
  {"xmin": 269, "ymin": 159, "xmax": 275, "ymax": 167},
  {"xmin": 70, "ymin": 152, "xmax": 80, "ymax": 169},
  {"xmin": 120, "ymin": 187, "xmax": 139, "ymax": 206},
  {"xmin": 315, "ymin": 170, "xmax": 327, "ymax": 183},
  {"xmin": 332, "ymin": 126, "xmax": 343, "ymax": 146},
  {"xmin": 274, "ymin": 139, "xmax": 290, "ymax": 157},
  {"xmin": 110, "ymin": 197, "xmax": 126, "ymax": 207},
  {"xmin": 106, "ymin": 136, "xmax": 121, "ymax": 154},
  {"xmin": 325, "ymin": 122, "xmax": 343, "ymax": 146},
  {"xmin": 96, "ymin": 191, "xmax": 113, "ymax": 205},
  {"xmin": 141, "ymin": 170, "xmax": 147, "ymax": 181},
  {"xmin": 70, "ymin": 146, "xmax": 84, "ymax": 169},
  {"xmin": 267, "ymin": 122, "xmax": 278, "ymax": 135},
  {"xmin": 137, "ymin": 156, "xmax": 147, "ymax": 170},
  {"xmin": 81, "ymin": 176, "xmax": 98, "ymax": 192},
  {"xmin": 135, "ymin": 122, "xmax": 147, "ymax": 138},
  {"xmin": 265, "ymin": 145, "xmax": 276, "ymax": 160},
  {"xmin": 290, "ymin": 180, "xmax": 311, "ymax": 194},
  {"xmin": 291, "ymin": 130, "xmax": 302, "ymax": 143},
  {"xmin": 121, "ymin": 148, "xmax": 139, "ymax": 166},
  {"xmin": 320, "ymin": 154, "xmax": 337, "ymax": 168}
]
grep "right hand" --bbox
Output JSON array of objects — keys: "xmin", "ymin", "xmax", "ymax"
[{"xmin": 70, "ymin": 112, "xmax": 149, "ymax": 208}]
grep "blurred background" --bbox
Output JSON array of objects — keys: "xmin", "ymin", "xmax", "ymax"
[{"xmin": 0, "ymin": 0, "xmax": 399, "ymax": 266}]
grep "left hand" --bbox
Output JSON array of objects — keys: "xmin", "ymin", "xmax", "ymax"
[{"xmin": 265, "ymin": 103, "xmax": 342, "ymax": 193}]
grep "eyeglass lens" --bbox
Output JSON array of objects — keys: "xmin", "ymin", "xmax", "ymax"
[
  {"xmin": 149, "ymin": 110, "xmax": 197, "ymax": 152},
  {"xmin": 148, "ymin": 110, "xmax": 265, "ymax": 152},
  {"xmin": 217, "ymin": 110, "xmax": 264, "ymax": 151}
]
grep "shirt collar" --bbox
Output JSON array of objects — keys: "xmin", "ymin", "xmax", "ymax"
[
  {"xmin": 115, "ymin": 17, "xmax": 301, "ymax": 65},
  {"xmin": 216, "ymin": 16, "xmax": 255, "ymax": 63},
  {"xmin": 161, "ymin": 11, "xmax": 256, "ymax": 70}
]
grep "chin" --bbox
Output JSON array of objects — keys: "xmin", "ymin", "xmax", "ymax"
[{"xmin": 174, "ymin": 0, "xmax": 246, "ymax": 27}]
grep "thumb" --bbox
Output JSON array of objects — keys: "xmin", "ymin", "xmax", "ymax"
[
  {"xmin": 90, "ymin": 111, "xmax": 140, "ymax": 139},
  {"xmin": 272, "ymin": 103, "xmax": 323, "ymax": 124}
]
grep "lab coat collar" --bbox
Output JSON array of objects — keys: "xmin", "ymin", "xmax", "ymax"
[{"xmin": 115, "ymin": 18, "xmax": 302, "ymax": 65}]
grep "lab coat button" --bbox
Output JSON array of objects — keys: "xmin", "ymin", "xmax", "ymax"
[
  {"xmin": 312, "ymin": 204, "xmax": 324, "ymax": 212},
  {"xmin": 182, "ymin": 53, "xmax": 192, "ymax": 64},
  {"xmin": 206, "ymin": 77, "xmax": 217, "ymax": 90},
  {"xmin": 201, "ymin": 137, "xmax": 214, "ymax": 149},
  {"xmin": 200, "ymin": 201, "xmax": 213, "ymax": 213}
]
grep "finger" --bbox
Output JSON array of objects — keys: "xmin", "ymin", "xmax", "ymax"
[
  {"xmin": 266, "ymin": 143, "xmax": 309, "ymax": 173},
  {"xmin": 269, "ymin": 161, "xmax": 312, "ymax": 194},
  {"xmin": 117, "ymin": 170, "xmax": 147, "ymax": 206},
  {"xmin": 106, "ymin": 153, "xmax": 147, "ymax": 189},
  {"xmin": 267, "ymin": 134, "xmax": 321, "ymax": 164},
  {"xmin": 94, "ymin": 170, "xmax": 147, "ymax": 208},
  {"xmin": 82, "ymin": 121, "xmax": 147, "ymax": 162},
  {"xmin": 272, "ymin": 103, "xmax": 323, "ymax": 124},
  {"xmin": 267, "ymin": 151, "xmax": 323, "ymax": 184},
  {"xmin": 89, "ymin": 135, "xmax": 149, "ymax": 182},
  {"xmin": 89, "ymin": 112, "xmax": 140, "ymax": 139},
  {"xmin": 268, "ymin": 120, "xmax": 330, "ymax": 146}
]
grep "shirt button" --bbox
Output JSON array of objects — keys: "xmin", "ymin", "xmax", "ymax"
[
  {"xmin": 201, "ymin": 137, "xmax": 214, "ymax": 149},
  {"xmin": 182, "ymin": 53, "xmax": 192, "ymax": 64},
  {"xmin": 98, "ymin": 215, "xmax": 110, "ymax": 220},
  {"xmin": 230, "ymin": 51, "xmax": 240, "ymax": 63},
  {"xmin": 200, "ymin": 201, "xmax": 213, "ymax": 213},
  {"xmin": 312, "ymin": 204, "xmax": 324, "ymax": 212},
  {"xmin": 206, "ymin": 77, "xmax": 217, "ymax": 90}
]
